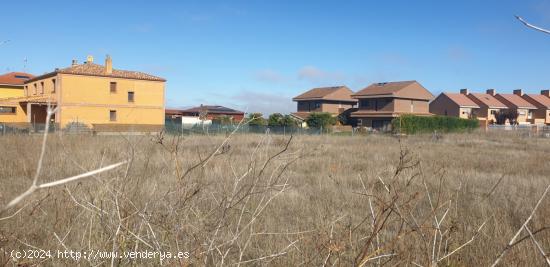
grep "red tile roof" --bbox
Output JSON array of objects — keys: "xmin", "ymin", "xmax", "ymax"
[
  {"xmin": 495, "ymin": 94, "xmax": 536, "ymax": 109},
  {"xmin": 27, "ymin": 62, "xmax": 165, "ymax": 83},
  {"xmin": 524, "ymin": 94, "xmax": 550, "ymax": 108},
  {"xmin": 442, "ymin": 93, "xmax": 479, "ymax": 108},
  {"xmin": 468, "ymin": 93, "xmax": 507, "ymax": 108},
  {"xmin": 352, "ymin": 81, "xmax": 433, "ymax": 100},
  {"xmin": 293, "ymin": 86, "xmax": 357, "ymax": 102},
  {"xmin": 0, "ymin": 72, "xmax": 34, "ymax": 86}
]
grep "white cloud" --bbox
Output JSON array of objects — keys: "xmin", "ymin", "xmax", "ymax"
[
  {"xmin": 230, "ymin": 90, "xmax": 294, "ymax": 116},
  {"xmin": 297, "ymin": 66, "xmax": 345, "ymax": 83},
  {"xmin": 254, "ymin": 69, "xmax": 286, "ymax": 83}
]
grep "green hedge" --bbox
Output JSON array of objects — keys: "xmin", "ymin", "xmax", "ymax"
[{"xmin": 391, "ymin": 115, "xmax": 479, "ymax": 134}]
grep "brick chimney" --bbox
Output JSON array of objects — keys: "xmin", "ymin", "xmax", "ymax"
[
  {"xmin": 513, "ymin": 89, "xmax": 523, "ymax": 96},
  {"xmin": 71, "ymin": 59, "xmax": 78, "ymax": 66},
  {"xmin": 542, "ymin": 90, "xmax": 550, "ymax": 97},
  {"xmin": 460, "ymin": 88, "xmax": 469, "ymax": 95},
  {"xmin": 105, "ymin": 55, "xmax": 113, "ymax": 75},
  {"xmin": 86, "ymin": 55, "xmax": 94, "ymax": 64},
  {"xmin": 486, "ymin": 89, "xmax": 496, "ymax": 96}
]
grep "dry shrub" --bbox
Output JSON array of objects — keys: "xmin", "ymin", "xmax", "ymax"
[{"xmin": 0, "ymin": 131, "xmax": 549, "ymax": 266}]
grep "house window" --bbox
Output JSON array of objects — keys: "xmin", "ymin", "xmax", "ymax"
[
  {"xmin": 528, "ymin": 111, "xmax": 533, "ymax": 119},
  {"xmin": 0, "ymin": 106, "xmax": 16, "ymax": 114},
  {"xmin": 410, "ymin": 100, "xmax": 414, "ymax": 112},
  {"xmin": 314, "ymin": 102, "xmax": 321, "ymax": 109},
  {"xmin": 52, "ymin": 79, "xmax": 56, "ymax": 93},
  {"xmin": 33, "ymin": 83, "xmax": 37, "ymax": 95},
  {"xmin": 375, "ymin": 98, "xmax": 391, "ymax": 111},
  {"xmin": 361, "ymin": 100, "xmax": 370, "ymax": 108},
  {"xmin": 490, "ymin": 110, "xmax": 497, "ymax": 115},
  {"xmin": 40, "ymin": 82, "xmax": 44, "ymax": 94},
  {"xmin": 128, "ymin": 91, "xmax": 135, "ymax": 102},
  {"xmin": 109, "ymin": 110, "xmax": 117, "ymax": 121},
  {"xmin": 110, "ymin": 82, "xmax": 117, "ymax": 93}
]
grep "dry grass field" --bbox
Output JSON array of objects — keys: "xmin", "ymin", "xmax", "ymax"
[{"xmin": 1, "ymin": 131, "xmax": 550, "ymax": 266}]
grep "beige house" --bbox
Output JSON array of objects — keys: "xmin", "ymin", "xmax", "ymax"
[
  {"xmin": 494, "ymin": 89, "xmax": 536, "ymax": 125},
  {"xmin": 351, "ymin": 81, "xmax": 433, "ymax": 130},
  {"xmin": 463, "ymin": 89, "xmax": 508, "ymax": 124},
  {"xmin": 521, "ymin": 90, "xmax": 550, "ymax": 125},
  {"xmin": 430, "ymin": 91, "xmax": 480, "ymax": 119},
  {"xmin": 291, "ymin": 86, "xmax": 357, "ymax": 121}
]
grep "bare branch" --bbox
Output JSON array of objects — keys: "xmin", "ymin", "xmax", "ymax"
[
  {"xmin": 3, "ymin": 102, "xmax": 127, "ymax": 210},
  {"xmin": 491, "ymin": 184, "xmax": 550, "ymax": 267},
  {"xmin": 39, "ymin": 161, "xmax": 128, "ymax": 189},
  {"xmin": 516, "ymin": 16, "xmax": 550, "ymax": 35},
  {"xmin": 438, "ymin": 219, "xmax": 487, "ymax": 262},
  {"xmin": 524, "ymin": 225, "xmax": 550, "ymax": 266}
]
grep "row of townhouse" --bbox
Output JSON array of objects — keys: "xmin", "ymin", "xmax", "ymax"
[
  {"xmin": 291, "ymin": 81, "xmax": 550, "ymax": 130},
  {"xmin": 0, "ymin": 55, "xmax": 166, "ymax": 131},
  {"xmin": 291, "ymin": 81, "xmax": 433, "ymax": 130},
  {"xmin": 430, "ymin": 89, "xmax": 550, "ymax": 125}
]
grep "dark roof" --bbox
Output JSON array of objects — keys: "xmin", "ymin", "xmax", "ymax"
[
  {"xmin": 352, "ymin": 80, "xmax": 433, "ymax": 100},
  {"xmin": 0, "ymin": 72, "xmax": 34, "ymax": 86},
  {"xmin": 441, "ymin": 93, "xmax": 480, "ymax": 108},
  {"xmin": 293, "ymin": 86, "xmax": 357, "ymax": 102},
  {"xmin": 170, "ymin": 105, "xmax": 244, "ymax": 115},
  {"xmin": 26, "ymin": 62, "xmax": 165, "ymax": 83}
]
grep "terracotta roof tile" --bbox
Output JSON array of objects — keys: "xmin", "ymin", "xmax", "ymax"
[
  {"xmin": 293, "ymin": 86, "xmax": 356, "ymax": 101},
  {"xmin": 525, "ymin": 94, "xmax": 550, "ymax": 108},
  {"xmin": 353, "ymin": 81, "xmax": 415, "ymax": 95},
  {"xmin": 352, "ymin": 81, "xmax": 433, "ymax": 100},
  {"xmin": 468, "ymin": 93, "xmax": 507, "ymax": 108},
  {"xmin": 0, "ymin": 72, "xmax": 34, "ymax": 86},
  {"xmin": 27, "ymin": 62, "xmax": 165, "ymax": 83},
  {"xmin": 495, "ymin": 94, "xmax": 536, "ymax": 109},
  {"xmin": 442, "ymin": 93, "xmax": 479, "ymax": 107}
]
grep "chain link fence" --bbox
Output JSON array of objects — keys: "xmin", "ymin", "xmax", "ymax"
[
  {"xmin": 3, "ymin": 121, "xmax": 550, "ymax": 138},
  {"xmin": 0, "ymin": 122, "xmax": 355, "ymax": 136}
]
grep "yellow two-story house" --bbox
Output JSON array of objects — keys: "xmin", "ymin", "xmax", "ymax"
[
  {"xmin": 0, "ymin": 72, "xmax": 34, "ymax": 98},
  {"xmin": 0, "ymin": 55, "xmax": 166, "ymax": 131},
  {"xmin": 0, "ymin": 72, "xmax": 34, "ymax": 125}
]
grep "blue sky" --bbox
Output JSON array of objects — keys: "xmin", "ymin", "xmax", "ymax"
[{"xmin": 2, "ymin": 0, "xmax": 550, "ymax": 115}]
